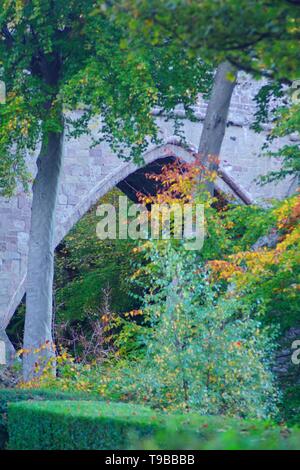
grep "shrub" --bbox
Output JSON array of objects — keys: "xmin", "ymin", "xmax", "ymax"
[
  {"xmin": 129, "ymin": 242, "xmax": 279, "ymax": 417},
  {"xmin": 7, "ymin": 400, "xmax": 300, "ymax": 450},
  {"xmin": 0, "ymin": 388, "xmax": 93, "ymax": 449}
]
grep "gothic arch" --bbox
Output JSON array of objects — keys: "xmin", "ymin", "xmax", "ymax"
[{"xmin": 2, "ymin": 143, "xmax": 196, "ymax": 337}]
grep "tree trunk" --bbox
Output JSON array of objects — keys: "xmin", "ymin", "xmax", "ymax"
[
  {"xmin": 0, "ymin": 329, "xmax": 16, "ymax": 366},
  {"xmin": 23, "ymin": 129, "xmax": 64, "ymax": 381},
  {"xmin": 199, "ymin": 61, "xmax": 237, "ymax": 194}
]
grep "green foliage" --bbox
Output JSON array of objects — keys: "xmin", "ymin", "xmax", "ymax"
[
  {"xmin": 122, "ymin": 0, "xmax": 300, "ymax": 82},
  {"xmin": 0, "ymin": 1, "xmax": 212, "ymax": 196},
  {"xmin": 121, "ymin": 1, "xmax": 300, "ymax": 187},
  {"xmin": 124, "ymin": 241, "xmax": 279, "ymax": 418},
  {"xmin": 281, "ymin": 386, "xmax": 300, "ymax": 428},
  {"xmin": 7, "ymin": 400, "xmax": 300, "ymax": 450},
  {"xmin": 40, "ymin": 186, "xmax": 298, "ymax": 422},
  {"xmin": 205, "ymin": 195, "xmax": 300, "ymax": 423},
  {"xmin": 32, "ymin": 174, "xmax": 298, "ymax": 425},
  {"xmin": 55, "ymin": 189, "xmax": 141, "ymax": 323},
  {"xmin": 253, "ymin": 83, "xmax": 300, "ymax": 186},
  {"xmin": 7, "ymin": 189, "xmax": 145, "ymax": 354},
  {"xmin": 0, "ymin": 388, "xmax": 93, "ymax": 449},
  {"xmin": 52, "ymin": 188, "xmax": 147, "ymax": 361},
  {"xmin": 223, "ymin": 204, "xmax": 276, "ymax": 252},
  {"xmin": 145, "ymin": 418, "xmax": 300, "ymax": 451},
  {"xmin": 227, "ymin": 197, "xmax": 300, "ymax": 332},
  {"xmin": 7, "ymin": 400, "xmax": 167, "ymax": 450}
]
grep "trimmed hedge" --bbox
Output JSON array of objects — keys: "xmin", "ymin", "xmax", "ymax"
[
  {"xmin": 8, "ymin": 400, "xmax": 167, "ymax": 450},
  {"xmin": 0, "ymin": 389, "xmax": 93, "ymax": 449},
  {"xmin": 7, "ymin": 400, "xmax": 300, "ymax": 450}
]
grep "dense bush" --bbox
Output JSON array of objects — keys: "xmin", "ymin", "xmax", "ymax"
[
  {"xmin": 0, "ymin": 389, "xmax": 93, "ymax": 449},
  {"xmin": 8, "ymin": 400, "xmax": 300, "ymax": 450},
  {"xmin": 120, "ymin": 241, "xmax": 279, "ymax": 417}
]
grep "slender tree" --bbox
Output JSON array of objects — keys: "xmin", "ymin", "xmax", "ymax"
[{"xmin": 198, "ymin": 61, "xmax": 237, "ymax": 194}]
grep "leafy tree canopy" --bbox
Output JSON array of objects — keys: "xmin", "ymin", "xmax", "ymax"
[{"xmin": 0, "ymin": 0, "xmax": 212, "ymax": 196}]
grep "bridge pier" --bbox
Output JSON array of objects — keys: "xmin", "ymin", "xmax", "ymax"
[{"xmin": 0, "ymin": 329, "xmax": 16, "ymax": 366}]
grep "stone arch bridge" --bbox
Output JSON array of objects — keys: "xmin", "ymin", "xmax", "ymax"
[{"xmin": 0, "ymin": 77, "xmax": 297, "ymax": 359}]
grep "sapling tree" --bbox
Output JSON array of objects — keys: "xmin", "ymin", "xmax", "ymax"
[
  {"xmin": 136, "ymin": 241, "xmax": 279, "ymax": 417},
  {"xmin": 0, "ymin": 0, "xmax": 211, "ymax": 379}
]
